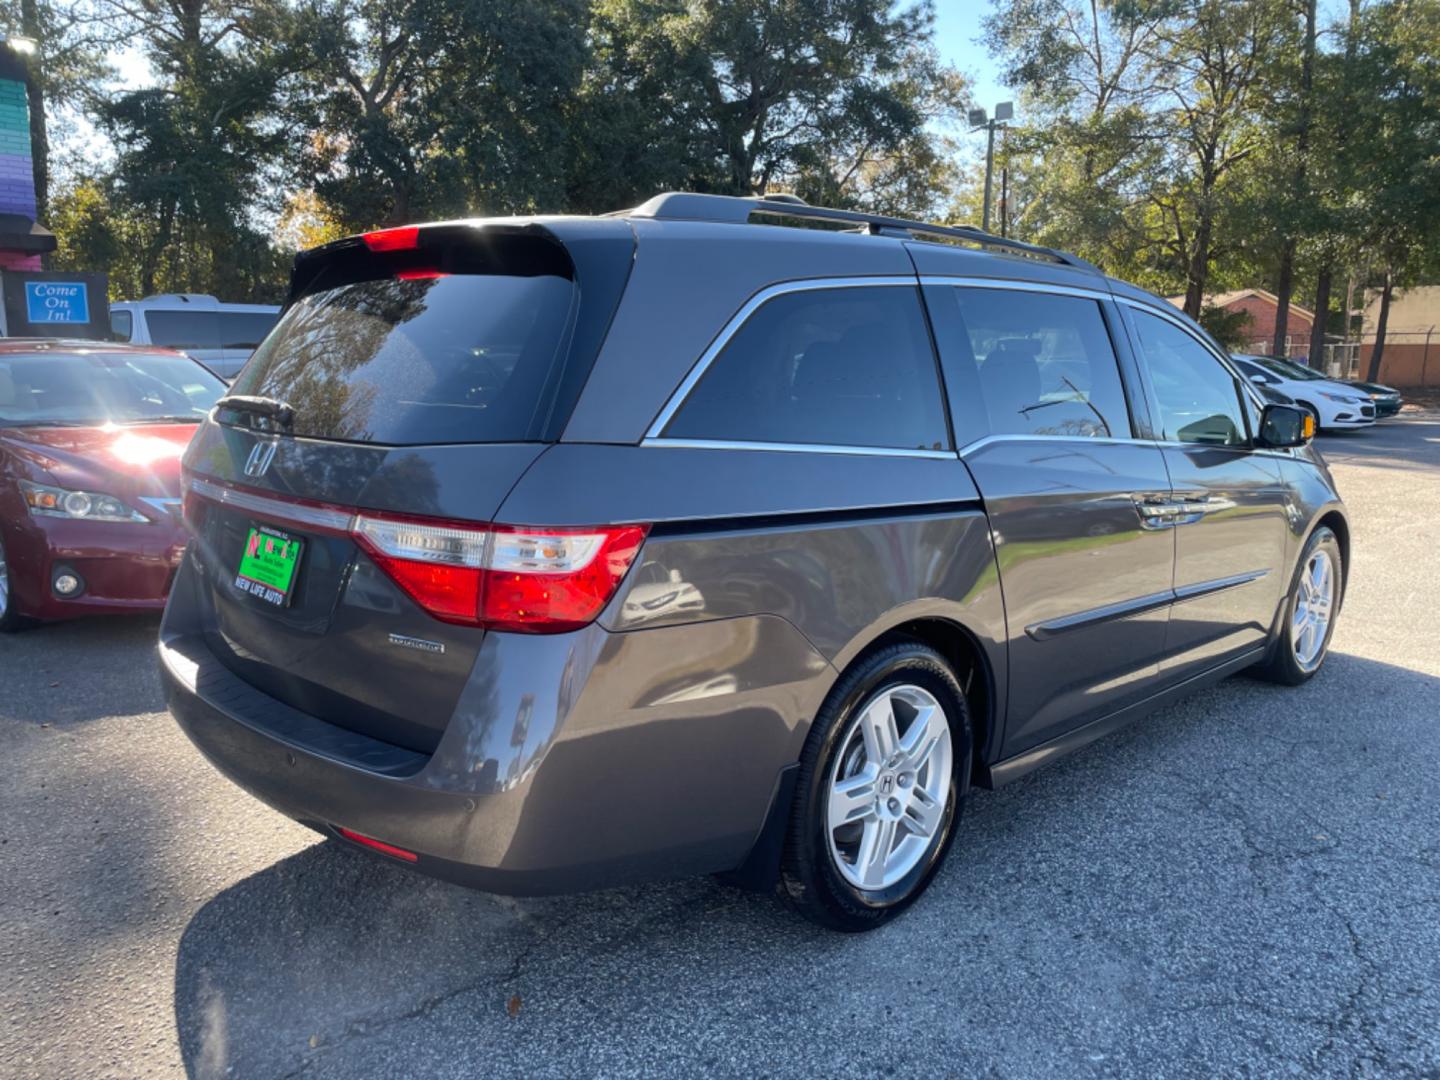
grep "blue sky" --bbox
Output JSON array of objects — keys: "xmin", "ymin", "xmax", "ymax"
[{"xmin": 933, "ymin": 4, "xmax": 1011, "ymax": 114}]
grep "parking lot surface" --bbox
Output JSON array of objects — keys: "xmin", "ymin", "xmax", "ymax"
[{"xmin": 2, "ymin": 415, "xmax": 1438, "ymax": 1079}]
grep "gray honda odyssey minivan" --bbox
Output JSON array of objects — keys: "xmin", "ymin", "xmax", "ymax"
[{"xmin": 161, "ymin": 192, "xmax": 1347, "ymax": 930}]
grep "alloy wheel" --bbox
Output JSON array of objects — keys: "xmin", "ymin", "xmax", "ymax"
[
  {"xmin": 1292, "ymin": 548, "xmax": 1335, "ymax": 671},
  {"xmin": 825, "ymin": 684, "xmax": 953, "ymax": 890}
]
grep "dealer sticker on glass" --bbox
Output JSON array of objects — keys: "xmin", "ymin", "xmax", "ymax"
[{"xmin": 235, "ymin": 524, "xmax": 304, "ymax": 606}]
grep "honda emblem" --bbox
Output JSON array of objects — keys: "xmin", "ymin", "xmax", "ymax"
[{"xmin": 243, "ymin": 440, "xmax": 279, "ymax": 479}]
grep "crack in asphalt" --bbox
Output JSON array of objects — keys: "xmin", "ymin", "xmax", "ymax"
[{"xmin": 279, "ymin": 936, "xmax": 538, "ymax": 1079}]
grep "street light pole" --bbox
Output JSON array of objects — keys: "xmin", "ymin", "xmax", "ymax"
[
  {"xmin": 981, "ymin": 121, "xmax": 996, "ymax": 232},
  {"xmin": 969, "ymin": 102, "xmax": 1014, "ymax": 234}
]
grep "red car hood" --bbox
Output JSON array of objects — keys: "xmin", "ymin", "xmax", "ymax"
[{"xmin": 2, "ymin": 423, "xmax": 200, "ymax": 497}]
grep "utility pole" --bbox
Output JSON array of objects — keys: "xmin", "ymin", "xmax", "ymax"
[{"xmin": 969, "ymin": 102, "xmax": 1013, "ymax": 233}]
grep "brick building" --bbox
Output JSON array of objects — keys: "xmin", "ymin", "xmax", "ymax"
[{"xmin": 1167, "ymin": 288, "xmax": 1315, "ymax": 356}]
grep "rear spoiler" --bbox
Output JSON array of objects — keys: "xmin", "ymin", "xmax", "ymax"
[{"xmin": 287, "ymin": 222, "xmax": 575, "ymax": 304}]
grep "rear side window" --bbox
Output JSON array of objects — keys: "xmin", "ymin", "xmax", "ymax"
[
  {"xmin": 935, "ymin": 288, "xmax": 1131, "ymax": 439},
  {"xmin": 146, "ymin": 310, "xmax": 221, "ymax": 350},
  {"xmin": 662, "ymin": 286, "xmax": 949, "ymax": 451},
  {"xmin": 110, "ymin": 310, "xmax": 133, "ymax": 341},
  {"xmin": 218, "ymin": 312, "xmax": 279, "ymax": 349},
  {"xmin": 228, "ymin": 274, "xmax": 575, "ymax": 445}
]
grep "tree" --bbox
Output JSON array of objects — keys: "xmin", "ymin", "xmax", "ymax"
[
  {"xmin": 1142, "ymin": 0, "xmax": 1288, "ymax": 318},
  {"xmin": 584, "ymin": 0, "xmax": 967, "ymax": 211},
  {"xmin": 93, "ymin": 0, "xmax": 303, "ymax": 298},
  {"xmin": 1345, "ymin": 0, "xmax": 1440, "ymax": 380},
  {"xmin": 1265, "ymin": 0, "xmax": 1318, "ymax": 357},
  {"xmin": 982, "ymin": 0, "xmax": 1171, "ymax": 271},
  {"xmin": 285, "ymin": 0, "xmax": 590, "ymax": 229}
]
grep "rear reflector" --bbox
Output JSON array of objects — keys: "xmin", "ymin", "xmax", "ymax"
[
  {"xmin": 352, "ymin": 512, "xmax": 649, "ymax": 632},
  {"xmin": 337, "ymin": 827, "xmax": 419, "ymax": 862},
  {"xmin": 395, "ymin": 268, "xmax": 449, "ymax": 281},
  {"xmin": 361, "ymin": 225, "xmax": 420, "ymax": 252}
]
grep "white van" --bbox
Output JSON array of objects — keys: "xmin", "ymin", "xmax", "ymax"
[{"xmin": 109, "ymin": 295, "xmax": 281, "ymax": 380}]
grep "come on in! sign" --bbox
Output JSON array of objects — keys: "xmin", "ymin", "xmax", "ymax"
[{"xmin": 24, "ymin": 282, "xmax": 91, "ymax": 324}]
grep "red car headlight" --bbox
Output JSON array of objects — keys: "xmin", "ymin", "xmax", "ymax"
[{"xmin": 19, "ymin": 480, "xmax": 150, "ymax": 524}]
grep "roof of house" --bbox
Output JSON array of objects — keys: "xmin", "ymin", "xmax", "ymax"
[{"xmin": 1165, "ymin": 288, "xmax": 1315, "ymax": 321}]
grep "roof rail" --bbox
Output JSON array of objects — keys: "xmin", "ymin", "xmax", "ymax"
[{"xmin": 625, "ymin": 192, "xmax": 1099, "ymax": 273}]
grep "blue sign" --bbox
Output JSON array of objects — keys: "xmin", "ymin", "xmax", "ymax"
[{"xmin": 24, "ymin": 281, "xmax": 91, "ymax": 324}]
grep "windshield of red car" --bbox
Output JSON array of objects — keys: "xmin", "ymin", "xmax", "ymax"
[{"xmin": 0, "ymin": 351, "xmax": 226, "ymax": 427}]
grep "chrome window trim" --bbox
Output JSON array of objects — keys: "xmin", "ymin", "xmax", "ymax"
[
  {"xmin": 958, "ymin": 433, "xmax": 1142, "ymax": 456},
  {"xmin": 640, "ymin": 437, "xmax": 956, "ymax": 460},
  {"xmin": 917, "ymin": 275, "xmax": 1114, "ymax": 302},
  {"xmin": 956, "ymin": 432, "xmax": 1299, "ymax": 461},
  {"xmin": 188, "ymin": 476, "xmax": 356, "ymax": 532},
  {"xmin": 643, "ymin": 276, "xmax": 921, "ymax": 441}
]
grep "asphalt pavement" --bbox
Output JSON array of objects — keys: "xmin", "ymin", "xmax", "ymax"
[{"xmin": 2, "ymin": 413, "xmax": 1438, "ymax": 1079}]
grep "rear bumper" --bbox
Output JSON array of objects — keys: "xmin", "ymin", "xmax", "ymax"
[{"xmin": 159, "ymin": 574, "xmax": 831, "ymax": 894}]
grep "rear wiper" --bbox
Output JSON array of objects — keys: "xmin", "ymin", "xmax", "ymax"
[{"xmin": 217, "ymin": 394, "xmax": 295, "ymax": 429}]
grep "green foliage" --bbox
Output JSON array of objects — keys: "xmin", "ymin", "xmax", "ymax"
[
  {"xmin": 1197, "ymin": 303, "xmax": 1254, "ymax": 348},
  {"xmin": 34, "ymin": 0, "xmax": 1440, "ymax": 313},
  {"xmin": 574, "ymin": 0, "xmax": 968, "ymax": 214}
]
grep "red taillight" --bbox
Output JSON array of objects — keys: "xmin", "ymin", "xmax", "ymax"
[
  {"xmin": 337, "ymin": 827, "xmax": 419, "ymax": 862},
  {"xmin": 361, "ymin": 225, "xmax": 420, "ymax": 252},
  {"xmin": 482, "ymin": 525, "xmax": 649, "ymax": 632},
  {"xmin": 351, "ymin": 512, "xmax": 649, "ymax": 632},
  {"xmin": 395, "ymin": 268, "xmax": 449, "ymax": 281}
]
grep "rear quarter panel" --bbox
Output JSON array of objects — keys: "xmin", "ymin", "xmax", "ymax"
[{"xmin": 499, "ymin": 444, "xmax": 1009, "ymax": 755}]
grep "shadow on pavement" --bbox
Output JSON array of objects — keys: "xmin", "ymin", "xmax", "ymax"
[
  {"xmin": 171, "ymin": 652, "xmax": 1440, "ymax": 1079},
  {"xmin": 0, "ymin": 614, "xmax": 164, "ymax": 724}
]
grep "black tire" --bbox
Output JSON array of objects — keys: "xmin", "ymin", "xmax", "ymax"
[
  {"xmin": 1251, "ymin": 526, "xmax": 1344, "ymax": 686},
  {"xmin": 780, "ymin": 641, "xmax": 972, "ymax": 932},
  {"xmin": 0, "ymin": 534, "xmax": 30, "ymax": 633}
]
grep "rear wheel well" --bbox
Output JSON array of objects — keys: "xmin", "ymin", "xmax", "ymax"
[
  {"xmin": 1315, "ymin": 510, "xmax": 1350, "ymax": 589},
  {"xmin": 871, "ymin": 619, "xmax": 993, "ymax": 783}
]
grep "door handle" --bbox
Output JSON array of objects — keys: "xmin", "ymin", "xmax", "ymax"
[
  {"xmin": 1133, "ymin": 493, "xmax": 1181, "ymax": 529},
  {"xmin": 1132, "ymin": 493, "xmax": 1213, "ymax": 529}
]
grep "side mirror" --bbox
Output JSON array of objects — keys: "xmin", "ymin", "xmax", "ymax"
[
  {"xmin": 1250, "ymin": 374, "xmax": 1268, "ymax": 385},
  {"xmin": 1258, "ymin": 403, "xmax": 1314, "ymax": 448}
]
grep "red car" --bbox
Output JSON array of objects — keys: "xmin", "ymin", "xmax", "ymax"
[{"xmin": 0, "ymin": 339, "xmax": 227, "ymax": 629}]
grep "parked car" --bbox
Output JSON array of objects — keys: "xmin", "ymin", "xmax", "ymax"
[
  {"xmin": 109, "ymin": 295, "xmax": 280, "ymax": 380},
  {"xmin": 1345, "ymin": 377, "xmax": 1403, "ymax": 417},
  {"xmin": 1230, "ymin": 354, "xmax": 1376, "ymax": 431},
  {"xmin": 1249, "ymin": 354, "xmax": 1402, "ymax": 418},
  {"xmin": 0, "ymin": 339, "xmax": 225, "ymax": 629},
  {"xmin": 160, "ymin": 194, "xmax": 1348, "ymax": 931}
]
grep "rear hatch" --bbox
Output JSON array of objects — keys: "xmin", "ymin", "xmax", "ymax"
[{"xmin": 180, "ymin": 219, "xmax": 635, "ymax": 753}]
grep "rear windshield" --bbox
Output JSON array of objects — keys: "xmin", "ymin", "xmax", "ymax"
[{"xmin": 228, "ymin": 274, "xmax": 576, "ymax": 445}]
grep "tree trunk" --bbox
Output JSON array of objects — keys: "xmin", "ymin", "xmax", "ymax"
[
  {"xmin": 1272, "ymin": 243, "xmax": 1295, "ymax": 356},
  {"xmin": 1307, "ymin": 263, "xmax": 1332, "ymax": 369},
  {"xmin": 1272, "ymin": 0, "xmax": 1316, "ymax": 359},
  {"xmin": 1366, "ymin": 271, "xmax": 1393, "ymax": 383},
  {"xmin": 1183, "ymin": 217, "xmax": 1213, "ymax": 319}
]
